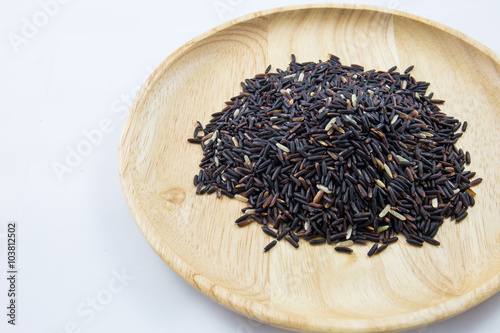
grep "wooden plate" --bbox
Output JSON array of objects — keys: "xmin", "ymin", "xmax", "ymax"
[{"xmin": 119, "ymin": 4, "xmax": 500, "ymax": 332}]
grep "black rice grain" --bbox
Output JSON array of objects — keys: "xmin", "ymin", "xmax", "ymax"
[
  {"xmin": 310, "ymin": 239, "xmax": 327, "ymax": 245},
  {"xmin": 375, "ymin": 243, "xmax": 388, "ymax": 255},
  {"xmin": 285, "ymin": 236, "xmax": 299, "ymax": 248},
  {"xmin": 406, "ymin": 239, "xmax": 424, "ymax": 247},
  {"xmin": 334, "ymin": 246, "xmax": 353, "ymax": 253},
  {"xmin": 367, "ymin": 243, "xmax": 378, "ymax": 256},
  {"xmin": 423, "ymin": 236, "xmax": 440, "ymax": 246},
  {"xmin": 264, "ymin": 240, "xmax": 277, "ymax": 252}
]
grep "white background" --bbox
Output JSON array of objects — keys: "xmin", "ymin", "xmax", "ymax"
[{"xmin": 1, "ymin": 0, "xmax": 499, "ymax": 332}]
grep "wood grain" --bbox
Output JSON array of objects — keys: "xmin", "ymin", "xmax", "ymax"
[{"xmin": 118, "ymin": 4, "xmax": 500, "ymax": 332}]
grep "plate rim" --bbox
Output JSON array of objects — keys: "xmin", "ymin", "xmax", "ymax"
[{"xmin": 118, "ymin": 4, "xmax": 500, "ymax": 332}]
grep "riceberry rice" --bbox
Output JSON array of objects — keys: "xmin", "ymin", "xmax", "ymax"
[
  {"xmin": 375, "ymin": 243, "xmax": 389, "ymax": 255},
  {"xmin": 367, "ymin": 243, "xmax": 378, "ymax": 256},
  {"xmin": 264, "ymin": 240, "xmax": 277, "ymax": 252},
  {"xmin": 334, "ymin": 246, "xmax": 353, "ymax": 253},
  {"xmin": 188, "ymin": 54, "xmax": 482, "ymax": 255}
]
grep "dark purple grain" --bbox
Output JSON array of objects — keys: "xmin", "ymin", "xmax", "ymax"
[
  {"xmin": 334, "ymin": 246, "xmax": 353, "ymax": 253},
  {"xmin": 285, "ymin": 236, "xmax": 299, "ymax": 248},
  {"xmin": 406, "ymin": 239, "xmax": 424, "ymax": 247},
  {"xmin": 404, "ymin": 65, "xmax": 414, "ymax": 74},
  {"xmin": 264, "ymin": 240, "xmax": 277, "ymax": 252},
  {"xmin": 462, "ymin": 121, "xmax": 468, "ymax": 132},
  {"xmin": 423, "ymin": 236, "xmax": 440, "ymax": 246},
  {"xmin": 375, "ymin": 243, "xmax": 388, "ymax": 254},
  {"xmin": 367, "ymin": 243, "xmax": 378, "ymax": 256},
  {"xmin": 470, "ymin": 178, "xmax": 482, "ymax": 186}
]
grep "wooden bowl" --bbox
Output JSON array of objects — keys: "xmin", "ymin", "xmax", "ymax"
[{"xmin": 119, "ymin": 4, "xmax": 500, "ymax": 332}]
